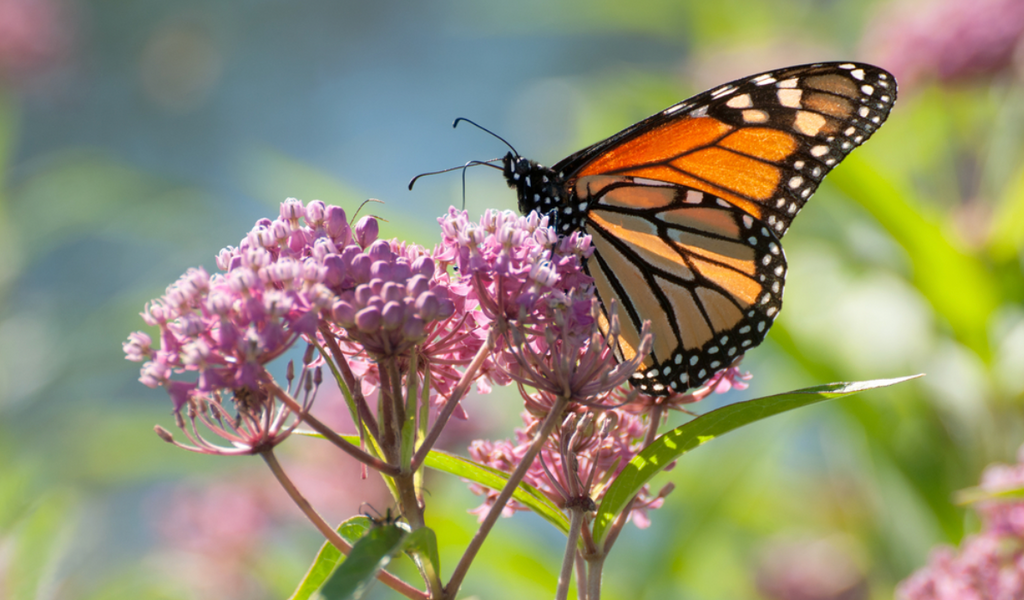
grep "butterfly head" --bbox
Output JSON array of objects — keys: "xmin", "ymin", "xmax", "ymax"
[{"xmin": 502, "ymin": 152, "xmax": 566, "ymax": 221}]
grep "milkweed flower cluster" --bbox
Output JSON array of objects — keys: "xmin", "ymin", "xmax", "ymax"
[
  {"xmin": 898, "ymin": 445, "xmax": 1024, "ymax": 600},
  {"xmin": 125, "ymin": 198, "xmax": 757, "ymax": 600}
]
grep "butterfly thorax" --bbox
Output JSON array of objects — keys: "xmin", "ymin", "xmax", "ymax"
[{"xmin": 502, "ymin": 152, "xmax": 585, "ymax": 234}]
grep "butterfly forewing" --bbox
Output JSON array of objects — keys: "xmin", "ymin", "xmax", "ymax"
[
  {"xmin": 503, "ymin": 61, "xmax": 895, "ymax": 395},
  {"xmin": 558, "ymin": 63, "xmax": 896, "ymax": 237}
]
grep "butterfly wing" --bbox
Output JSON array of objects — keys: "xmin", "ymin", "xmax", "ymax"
[
  {"xmin": 554, "ymin": 62, "xmax": 896, "ymax": 238},
  {"xmin": 508, "ymin": 62, "xmax": 896, "ymax": 394},
  {"xmin": 579, "ymin": 176, "xmax": 784, "ymax": 394}
]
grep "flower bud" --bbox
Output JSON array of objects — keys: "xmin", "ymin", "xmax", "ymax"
[
  {"xmin": 391, "ymin": 259, "xmax": 411, "ymax": 282},
  {"xmin": 355, "ymin": 306, "xmax": 381, "ymax": 332},
  {"xmin": 370, "ymin": 260, "xmax": 392, "ymax": 281},
  {"xmin": 381, "ymin": 301, "xmax": 404, "ymax": 330},
  {"xmin": 402, "ymin": 316, "xmax": 425, "ymax": 341},
  {"xmin": 411, "ymin": 256, "xmax": 434, "ymax": 278},
  {"xmin": 350, "ymin": 253, "xmax": 372, "ymax": 282},
  {"xmin": 381, "ymin": 281, "xmax": 404, "ymax": 304},
  {"xmin": 354, "ymin": 284, "xmax": 373, "ymax": 306},
  {"xmin": 322, "ymin": 254, "xmax": 348, "ymax": 289},
  {"xmin": 367, "ymin": 239, "xmax": 392, "ymax": 261},
  {"xmin": 305, "ymin": 200, "xmax": 326, "ymax": 225},
  {"xmin": 280, "ymin": 198, "xmax": 304, "ymax": 221},
  {"xmin": 355, "ymin": 216, "xmax": 379, "ymax": 248},
  {"xmin": 406, "ymin": 275, "xmax": 430, "ymax": 298},
  {"xmin": 332, "ymin": 300, "xmax": 357, "ymax": 327},
  {"xmin": 415, "ymin": 292, "xmax": 440, "ymax": 321},
  {"xmin": 325, "ymin": 205, "xmax": 351, "ymax": 245}
]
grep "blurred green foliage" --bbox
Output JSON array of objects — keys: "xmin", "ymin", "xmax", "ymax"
[{"xmin": 3, "ymin": 0, "xmax": 1024, "ymax": 599}]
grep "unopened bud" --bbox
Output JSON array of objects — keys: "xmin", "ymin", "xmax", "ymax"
[
  {"xmin": 355, "ymin": 216, "xmax": 379, "ymax": 248},
  {"xmin": 355, "ymin": 306, "xmax": 382, "ymax": 332},
  {"xmin": 154, "ymin": 425, "xmax": 175, "ymax": 443}
]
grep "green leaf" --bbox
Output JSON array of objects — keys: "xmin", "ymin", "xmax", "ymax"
[
  {"xmin": 400, "ymin": 354, "xmax": 420, "ymax": 472},
  {"xmin": 317, "ymin": 524, "xmax": 409, "ymax": 600},
  {"xmin": 288, "ymin": 517, "xmax": 374, "ymax": 600},
  {"xmin": 420, "ymin": 449, "xmax": 571, "ymax": 534},
  {"xmin": 954, "ymin": 484, "xmax": 1024, "ymax": 506},
  {"xmin": 403, "ymin": 527, "xmax": 441, "ymax": 588},
  {"xmin": 592, "ymin": 376, "xmax": 921, "ymax": 547},
  {"xmin": 296, "ymin": 432, "xmax": 572, "ymax": 534}
]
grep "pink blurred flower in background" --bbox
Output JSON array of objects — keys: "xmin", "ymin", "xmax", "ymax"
[
  {"xmin": 898, "ymin": 445, "xmax": 1024, "ymax": 600},
  {"xmin": 862, "ymin": 0, "xmax": 1024, "ymax": 88},
  {"xmin": 147, "ymin": 480, "xmax": 273, "ymax": 600},
  {"xmin": 756, "ymin": 536, "xmax": 868, "ymax": 600},
  {"xmin": 0, "ymin": 0, "xmax": 70, "ymax": 85}
]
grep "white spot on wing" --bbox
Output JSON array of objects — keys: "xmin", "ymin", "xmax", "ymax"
[
  {"xmin": 711, "ymin": 85, "xmax": 736, "ymax": 99},
  {"xmin": 726, "ymin": 94, "xmax": 753, "ymax": 108},
  {"xmin": 742, "ymin": 109, "xmax": 769, "ymax": 123},
  {"xmin": 777, "ymin": 88, "xmax": 802, "ymax": 108}
]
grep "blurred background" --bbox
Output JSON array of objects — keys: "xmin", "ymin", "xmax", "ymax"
[{"xmin": 2, "ymin": 0, "xmax": 1024, "ymax": 598}]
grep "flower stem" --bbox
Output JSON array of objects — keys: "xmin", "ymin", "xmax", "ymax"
[
  {"xmin": 556, "ymin": 509, "xmax": 585, "ymax": 600},
  {"xmin": 575, "ymin": 554, "xmax": 588, "ymax": 600},
  {"xmin": 318, "ymin": 322, "xmax": 379, "ymax": 439},
  {"xmin": 267, "ymin": 381, "xmax": 400, "ymax": 476},
  {"xmin": 586, "ymin": 554, "xmax": 605, "ymax": 600},
  {"xmin": 411, "ymin": 328, "xmax": 496, "ymax": 472},
  {"xmin": 260, "ymin": 449, "xmax": 426, "ymax": 600},
  {"xmin": 598, "ymin": 403, "xmax": 664, "ymax": 554},
  {"xmin": 444, "ymin": 394, "xmax": 569, "ymax": 598}
]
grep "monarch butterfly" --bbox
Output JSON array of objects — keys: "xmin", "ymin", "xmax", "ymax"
[{"xmin": 472, "ymin": 62, "xmax": 896, "ymax": 395}]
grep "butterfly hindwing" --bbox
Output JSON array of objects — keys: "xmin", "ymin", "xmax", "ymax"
[{"xmin": 580, "ymin": 177, "xmax": 784, "ymax": 394}]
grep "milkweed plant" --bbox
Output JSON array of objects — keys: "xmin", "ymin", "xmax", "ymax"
[{"xmin": 124, "ymin": 198, "xmax": 914, "ymax": 600}]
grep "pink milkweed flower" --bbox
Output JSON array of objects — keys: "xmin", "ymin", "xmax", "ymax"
[
  {"xmin": 468, "ymin": 403, "xmax": 669, "ymax": 528},
  {"xmin": 976, "ymin": 446, "xmax": 1024, "ymax": 539},
  {"xmin": 898, "ymin": 444, "xmax": 1024, "ymax": 600},
  {"xmin": 466, "ymin": 293, "xmax": 665, "ymax": 527},
  {"xmin": 324, "ymin": 239, "xmax": 455, "ymax": 358},
  {"xmin": 436, "ymin": 207, "xmax": 593, "ymax": 329}
]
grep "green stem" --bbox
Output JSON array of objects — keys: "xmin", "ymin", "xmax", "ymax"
[
  {"xmin": 444, "ymin": 394, "xmax": 569, "ymax": 598},
  {"xmin": 318, "ymin": 322, "xmax": 379, "ymax": 440},
  {"xmin": 556, "ymin": 510, "xmax": 585, "ymax": 600},
  {"xmin": 411, "ymin": 329, "xmax": 496, "ymax": 472},
  {"xmin": 260, "ymin": 449, "xmax": 426, "ymax": 600},
  {"xmin": 575, "ymin": 554, "xmax": 588, "ymax": 600},
  {"xmin": 586, "ymin": 554, "xmax": 605, "ymax": 600},
  {"xmin": 267, "ymin": 382, "xmax": 399, "ymax": 476}
]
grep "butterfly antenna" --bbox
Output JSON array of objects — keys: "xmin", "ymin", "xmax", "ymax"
[
  {"xmin": 408, "ymin": 158, "xmax": 502, "ymax": 190},
  {"xmin": 452, "ymin": 118, "xmax": 519, "ymax": 157}
]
